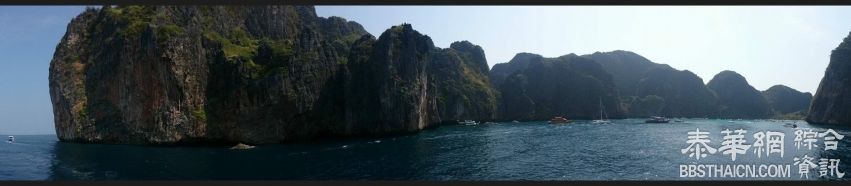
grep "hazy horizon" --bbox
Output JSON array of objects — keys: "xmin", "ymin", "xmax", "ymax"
[{"xmin": 1, "ymin": 6, "xmax": 848, "ymax": 134}]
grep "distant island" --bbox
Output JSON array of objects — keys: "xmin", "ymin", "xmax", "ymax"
[{"xmin": 49, "ymin": 5, "xmax": 835, "ymax": 145}]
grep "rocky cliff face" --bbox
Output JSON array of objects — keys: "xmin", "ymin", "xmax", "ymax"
[
  {"xmin": 706, "ymin": 70, "xmax": 772, "ymax": 119},
  {"xmin": 762, "ymin": 85, "xmax": 812, "ymax": 116},
  {"xmin": 583, "ymin": 50, "xmax": 671, "ymax": 97},
  {"xmin": 340, "ymin": 24, "xmax": 499, "ymax": 134},
  {"xmin": 430, "ymin": 41, "xmax": 500, "ymax": 122},
  {"xmin": 338, "ymin": 24, "xmax": 439, "ymax": 137},
  {"xmin": 49, "ymin": 6, "xmax": 497, "ymax": 144},
  {"xmin": 489, "ymin": 52, "xmax": 538, "ymax": 90},
  {"xmin": 632, "ymin": 68, "xmax": 720, "ymax": 118},
  {"xmin": 494, "ymin": 53, "xmax": 625, "ymax": 120},
  {"xmin": 584, "ymin": 51, "xmax": 720, "ymax": 118},
  {"xmin": 808, "ymin": 32, "xmax": 851, "ymax": 125},
  {"xmin": 492, "ymin": 50, "xmax": 796, "ymax": 120}
]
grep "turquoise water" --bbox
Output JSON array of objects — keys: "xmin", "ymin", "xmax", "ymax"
[{"xmin": 1, "ymin": 119, "xmax": 849, "ymax": 180}]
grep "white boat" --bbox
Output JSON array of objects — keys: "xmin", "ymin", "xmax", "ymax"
[
  {"xmin": 549, "ymin": 116, "xmax": 570, "ymax": 124},
  {"xmin": 591, "ymin": 98, "xmax": 611, "ymax": 124},
  {"xmin": 459, "ymin": 120, "xmax": 478, "ymax": 125},
  {"xmin": 7, "ymin": 136, "xmax": 13, "ymax": 143},
  {"xmin": 646, "ymin": 116, "xmax": 671, "ymax": 123},
  {"xmin": 591, "ymin": 120, "xmax": 611, "ymax": 124}
]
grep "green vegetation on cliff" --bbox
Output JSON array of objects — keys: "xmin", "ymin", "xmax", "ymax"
[{"xmin": 204, "ymin": 28, "xmax": 259, "ymax": 60}]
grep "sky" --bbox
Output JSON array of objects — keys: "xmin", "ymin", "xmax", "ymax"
[
  {"xmin": 0, "ymin": 6, "xmax": 88, "ymax": 135},
  {"xmin": 315, "ymin": 6, "xmax": 851, "ymax": 95},
  {"xmin": 1, "ymin": 6, "xmax": 849, "ymax": 134}
]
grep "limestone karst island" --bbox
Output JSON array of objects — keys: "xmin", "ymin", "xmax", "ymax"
[{"xmin": 48, "ymin": 6, "xmax": 850, "ymax": 147}]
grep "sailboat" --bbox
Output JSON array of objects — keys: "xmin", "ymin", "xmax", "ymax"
[{"xmin": 592, "ymin": 97, "xmax": 611, "ymax": 124}]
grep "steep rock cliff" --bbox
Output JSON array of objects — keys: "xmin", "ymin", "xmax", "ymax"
[
  {"xmin": 585, "ymin": 51, "xmax": 720, "ymax": 118},
  {"xmin": 489, "ymin": 52, "xmax": 539, "ymax": 90},
  {"xmin": 706, "ymin": 70, "xmax": 772, "ymax": 119},
  {"xmin": 632, "ymin": 68, "xmax": 720, "ymax": 117},
  {"xmin": 49, "ymin": 6, "xmax": 497, "ymax": 144},
  {"xmin": 808, "ymin": 32, "xmax": 851, "ymax": 125},
  {"xmin": 583, "ymin": 50, "xmax": 671, "ymax": 97},
  {"xmin": 495, "ymin": 54, "xmax": 625, "ymax": 120},
  {"xmin": 762, "ymin": 85, "xmax": 812, "ymax": 115}
]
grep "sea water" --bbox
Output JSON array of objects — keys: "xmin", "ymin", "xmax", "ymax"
[{"xmin": 1, "ymin": 119, "xmax": 849, "ymax": 180}]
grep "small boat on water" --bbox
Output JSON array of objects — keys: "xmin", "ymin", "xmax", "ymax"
[
  {"xmin": 783, "ymin": 123, "xmax": 798, "ymax": 128},
  {"xmin": 645, "ymin": 116, "xmax": 670, "ymax": 123},
  {"xmin": 230, "ymin": 143, "xmax": 255, "ymax": 150},
  {"xmin": 511, "ymin": 120, "xmax": 520, "ymax": 123},
  {"xmin": 783, "ymin": 121, "xmax": 799, "ymax": 128},
  {"xmin": 591, "ymin": 120, "xmax": 611, "ymax": 124},
  {"xmin": 459, "ymin": 120, "xmax": 478, "ymax": 125},
  {"xmin": 7, "ymin": 136, "xmax": 14, "ymax": 143},
  {"xmin": 591, "ymin": 98, "xmax": 611, "ymax": 124},
  {"xmin": 549, "ymin": 116, "xmax": 571, "ymax": 124}
]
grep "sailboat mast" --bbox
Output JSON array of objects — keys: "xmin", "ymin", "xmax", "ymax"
[{"xmin": 600, "ymin": 97, "xmax": 603, "ymax": 120}]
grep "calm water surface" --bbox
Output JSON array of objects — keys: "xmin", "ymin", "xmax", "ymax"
[{"xmin": 1, "ymin": 119, "xmax": 849, "ymax": 180}]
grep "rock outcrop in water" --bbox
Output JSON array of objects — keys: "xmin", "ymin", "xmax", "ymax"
[
  {"xmin": 49, "ymin": 6, "xmax": 498, "ymax": 144},
  {"xmin": 491, "ymin": 53, "xmax": 625, "ymax": 120},
  {"xmin": 583, "ymin": 51, "xmax": 720, "ymax": 118},
  {"xmin": 706, "ymin": 70, "xmax": 772, "ymax": 119},
  {"xmin": 808, "ymin": 32, "xmax": 851, "ymax": 125},
  {"xmin": 762, "ymin": 85, "xmax": 812, "ymax": 119}
]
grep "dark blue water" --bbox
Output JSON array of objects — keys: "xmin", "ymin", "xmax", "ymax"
[{"xmin": 1, "ymin": 119, "xmax": 850, "ymax": 180}]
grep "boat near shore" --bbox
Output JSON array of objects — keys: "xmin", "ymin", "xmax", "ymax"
[
  {"xmin": 459, "ymin": 120, "xmax": 478, "ymax": 125},
  {"xmin": 549, "ymin": 116, "xmax": 571, "ymax": 124},
  {"xmin": 230, "ymin": 143, "xmax": 255, "ymax": 150},
  {"xmin": 645, "ymin": 116, "xmax": 670, "ymax": 123},
  {"xmin": 591, "ymin": 98, "xmax": 611, "ymax": 124}
]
